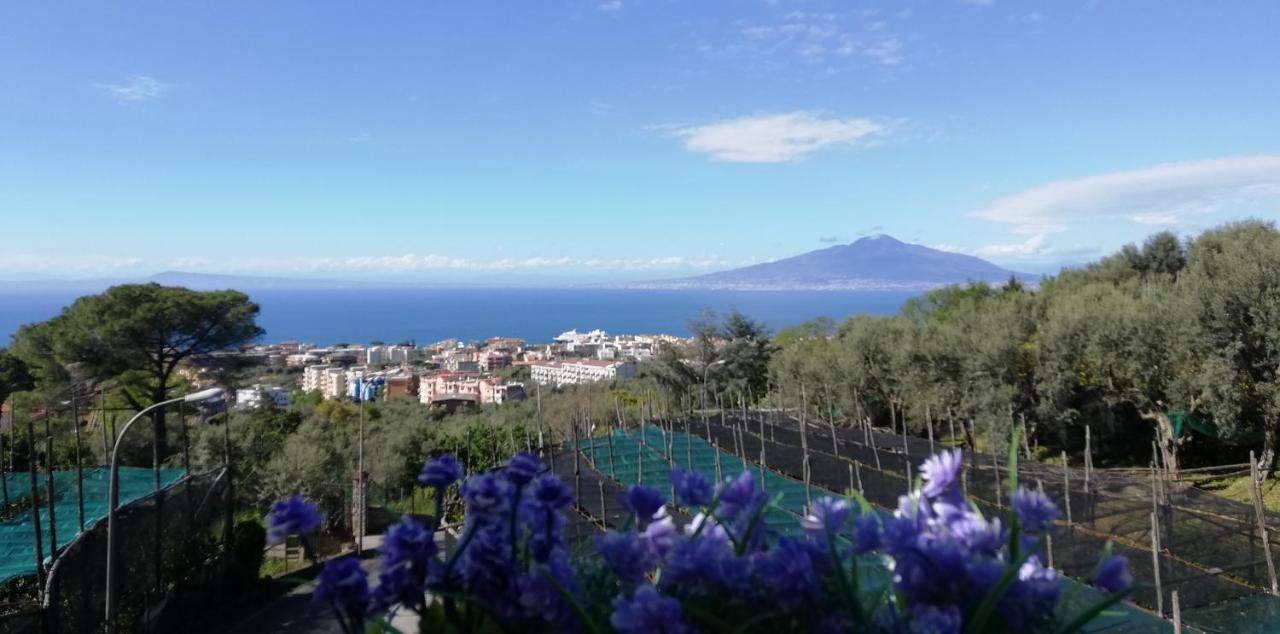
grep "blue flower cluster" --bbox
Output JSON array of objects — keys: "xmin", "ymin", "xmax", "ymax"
[{"xmin": 280, "ymin": 445, "xmax": 1133, "ymax": 634}]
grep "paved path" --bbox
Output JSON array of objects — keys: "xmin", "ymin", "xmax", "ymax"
[{"xmin": 226, "ymin": 536, "xmax": 417, "ymax": 634}]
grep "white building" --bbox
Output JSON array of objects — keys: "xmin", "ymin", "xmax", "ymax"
[
  {"xmin": 531, "ymin": 359, "xmax": 635, "ymax": 387},
  {"xmin": 235, "ymin": 385, "xmax": 291, "ymax": 409}
]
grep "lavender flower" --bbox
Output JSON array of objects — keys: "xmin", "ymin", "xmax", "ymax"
[
  {"xmin": 801, "ymin": 496, "xmax": 850, "ymax": 537},
  {"xmin": 595, "ymin": 530, "xmax": 658, "ymax": 584},
  {"xmin": 1094, "ymin": 554, "xmax": 1133, "ymax": 594},
  {"xmin": 266, "ymin": 494, "xmax": 323, "ymax": 544},
  {"xmin": 506, "ymin": 451, "xmax": 542, "ymax": 486},
  {"xmin": 920, "ymin": 449, "xmax": 964, "ymax": 501},
  {"xmin": 623, "ymin": 484, "xmax": 666, "ymax": 525},
  {"xmin": 853, "ymin": 514, "xmax": 881, "ymax": 554},
  {"xmin": 1012, "ymin": 487, "xmax": 1059, "ymax": 533},
  {"xmin": 418, "ymin": 454, "xmax": 463, "ymax": 488},
  {"xmin": 314, "ymin": 556, "xmax": 369, "ymax": 624},
  {"xmin": 373, "ymin": 517, "xmax": 437, "ymax": 610},
  {"xmin": 671, "ymin": 468, "xmax": 713, "ymax": 507},
  {"xmin": 530, "ymin": 473, "xmax": 574, "ymax": 511},
  {"xmin": 461, "ymin": 472, "xmax": 513, "ymax": 519},
  {"xmin": 753, "ymin": 536, "xmax": 823, "ymax": 609},
  {"xmin": 610, "ymin": 585, "xmax": 692, "ymax": 634}
]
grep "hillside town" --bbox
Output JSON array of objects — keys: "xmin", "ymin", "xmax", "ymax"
[{"xmin": 226, "ymin": 328, "xmax": 681, "ymax": 411}]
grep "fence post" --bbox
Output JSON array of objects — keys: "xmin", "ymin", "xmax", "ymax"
[
  {"xmin": 535, "ymin": 384, "xmax": 545, "ymax": 454},
  {"xmin": 826, "ymin": 385, "xmax": 839, "ymax": 457},
  {"xmin": 868, "ymin": 419, "xmax": 882, "ymax": 471},
  {"xmin": 991, "ymin": 418, "xmax": 1002, "ymax": 509},
  {"xmin": 1038, "ymin": 479, "xmax": 1053, "ymax": 569},
  {"xmin": 1084, "ymin": 425, "xmax": 1092, "ymax": 493},
  {"xmin": 1251, "ymin": 451, "xmax": 1279, "ymax": 595},
  {"xmin": 572, "ymin": 423, "xmax": 581, "ymax": 476},
  {"xmin": 606, "ymin": 427, "xmax": 616, "ymax": 478},
  {"xmin": 925, "ymin": 405, "xmax": 935, "ymax": 454},
  {"xmin": 714, "ymin": 438, "xmax": 723, "ymax": 482},
  {"xmin": 804, "ymin": 454, "xmax": 812, "ymax": 509},
  {"xmin": 1151, "ymin": 511, "xmax": 1164, "ymax": 616},
  {"xmin": 1172, "ymin": 590, "xmax": 1182, "ymax": 634},
  {"xmin": 599, "ymin": 479, "xmax": 607, "ymax": 525},
  {"xmin": 25, "ymin": 403, "xmax": 46, "ymax": 599},
  {"xmin": 1061, "ymin": 452, "xmax": 1072, "ymax": 525}
]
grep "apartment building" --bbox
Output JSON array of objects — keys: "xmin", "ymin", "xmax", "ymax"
[{"xmin": 530, "ymin": 359, "xmax": 635, "ymax": 387}]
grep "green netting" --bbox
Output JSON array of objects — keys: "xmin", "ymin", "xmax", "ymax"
[
  {"xmin": 579, "ymin": 425, "xmax": 1169, "ymax": 633},
  {"xmin": 0, "ymin": 466, "xmax": 186, "ymax": 583}
]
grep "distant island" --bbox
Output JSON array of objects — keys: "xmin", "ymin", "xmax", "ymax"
[{"xmin": 626, "ymin": 234, "xmax": 1031, "ymax": 291}]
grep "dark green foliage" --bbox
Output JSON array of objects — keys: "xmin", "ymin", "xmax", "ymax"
[
  {"xmin": 226, "ymin": 520, "xmax": 267, "ymax": 595},
  {"xmin": 0, "ymin": 349, "xmax": 35, "ymax": 404}
]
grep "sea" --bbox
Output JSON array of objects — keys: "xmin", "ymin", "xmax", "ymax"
[{"xmin": 0, "ymin": 288, "xmax": 918, "ymax": 345}]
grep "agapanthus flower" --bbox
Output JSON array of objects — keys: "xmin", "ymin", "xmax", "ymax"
[
  {"xmin": 908, "ymin": 604, "xmax": 962, "ymax": 634},
  {"xmin": 853, "ymin": 514, "xmax": 881, "ymax": 554},
  {"xmin": 418, "ymin": 454, "xmax": 463, "ymax": 488},
  {"xmin": 920, "ymin": 449, "xmax": 964, "ymax": 502},
  {"xmin": 1012, "ymin": 488, "xmax": 1059, "ymax": 533},
  {"xmin": 461, "ymin": 473, "xmax": 513, "ymax": 519},
  {"xmin": 314, "ymin": 556, "xmax": 369, "ymax": 623},
  {"xmin": 595, "ymin": 530, "xmax": 658, "ymax": 584},
  {"xmin": 529, "ymin": 473, "xmax": 574, "ymax": 512},
  {"xmin": 610, "ymin": 585, "xmax": 693, "ymax": 634},
  {"xmin": 801, "ymin": 496, "xmax": 850, "ymax": 537},
  {"xmin": 266, "ymin": 494, "xmax": 323, "ymax": 544},
  {"xmin": 671, "ymin": 468, "xmax": 713, "ymax": 507},
  {"xmin": 506, "ymin": 451, "xmax": 542, "ymax": 486},
  {"xmin": 753, "ymin": 536, "xmax": 823, "ymax": 609},
  {"xmin": 1093, "ymin": 554, "xmax": 1133, "ymax": 594},
  {"xmin": 623, "ymin": 485, "xmax": 666, "ymax": 525},
  {"xmin": 373, "ymin": 517, "xmax": 437, "ymax": 610}
]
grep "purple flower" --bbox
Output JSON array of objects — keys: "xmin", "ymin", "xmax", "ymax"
[
  {"xmin": 948, "ymin": 515, "xmax": 1006, "ymax": 555},
  {"xmin": 671, "ymin": 468, "xmax": 713, "ymax": 507},
  {"xmin": 1012, "ymin": 488, "xmax": 1059, "ymax": 533},
  {"xmin": 529, "ymin": 473, "xmax": 574, "ymax": 511},
  {"xmin": 266, "ymin": 494, "xmax": 323, "ymax": 544},
  {"xmin": 418, "ymin": 454, "xmax": 463, "ymax": 488},
  {"xmin": 623, "ymin": 485, "xmax": 666, "ymax": 525},
  {"xmin": 1093, "ymin": 554, "xmax": 1133, "ymax": 594},
  {"xmin": 595, "ymin": 530, "xmax": 657, "ymax": 584},
  {"xmin": 454, "ymin": 524, "xmax": 514, "ymax": 602},
  {"xmin": 610, "ymin": 585, "xmax": 692, "ymax": 634},
  {"xmin": 893, "ymin": 536, "xmax": 968, "ymax": 602},
  {"xmin": 801, "ymin": 496, "xmax": 850, "ymax": 537},
  {"xmin": 314, "ymin": 556, "xmax": 369, "ymax": 622},
  {"xmin": 658, "ymin": 532, "xmax": 737, "ymax": 596},
  {"xmin": 516, "ymin": 558, "xmax": 578, "ymax": 628},
  {"xmin": 506, "ymin": 451, "xmax": 542, "ymax": 486},
  {"xmin": 717, "ymin": 471, "xmax": 763, "ymax": 520},
  {"xmin": 853, "ymin": 514, "xmax": 881, "ymax": 554},
  {"xmin": 753, "ymin": 537, "xmax": 823, "ymax": 609},
  {"xmin": 373, "ymin": 518, "xmax": 437, "ymax": 610},
  {"xmin": 461, "ymin": 473, "xmax": 513, "ymax": 519},
  {"xmin": 920, "ymin": 449, "xmax": 963, "ymax": 502},
  {"xmin": 908, "ymin": 604, "xmax": 962, "ymax": 634},
  {"xmin": 643, "ymin": 513, "xmax": 680, "ymax": 557}
]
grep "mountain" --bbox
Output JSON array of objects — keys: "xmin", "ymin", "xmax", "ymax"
[{"xmin": 632, "ymin": 235, "xmax": 1030, "ymax": 291}]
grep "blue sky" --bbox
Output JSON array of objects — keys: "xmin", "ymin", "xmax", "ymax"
[{"xmin": 3, "ymin": 1, "xmax": 1280, "ymax": 282}]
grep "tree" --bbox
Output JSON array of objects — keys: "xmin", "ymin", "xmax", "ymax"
[
  {"xmin": 0, "ymin": 349, "xmax": 36, "ymax": 404},
  {"xmin": 13, "ymin": 284, "xmax": 263, "ymax": 459}
]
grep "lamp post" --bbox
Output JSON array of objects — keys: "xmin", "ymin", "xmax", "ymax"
[
  {"xmin": 354, "ymin": 375, "xmax": 383, "ymax": 555},
  {"xmin": 104, "ymin": 387, "xmax": 222, "ymax": 633}
]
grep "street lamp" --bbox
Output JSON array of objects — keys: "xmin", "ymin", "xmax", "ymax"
[
  {"xmin": 354, "ymin": 375, "xmax": 383, "ymax": 555},
  {"xmin": 104, "ymin": 387, "xmax": 223, "ymax": 632}
]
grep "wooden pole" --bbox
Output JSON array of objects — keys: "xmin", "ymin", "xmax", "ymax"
[
  {"xmin": 804, "ymin": 454, "xmax": 812, "ymax": 509},
  {"xmin": 901, "ymin": 406, "xmax": 910, "ymax": 457},
  {"xmin": 572, "ymin": 422, "xmax": 581, "ymax": 476},
  {"xmin": 1062, "ymin": 452, "xmax": 1072, "ymax": 525},
  {"xmin": 925, "ymin": 404, "xmax": 935, "ymax": 455},
  {"xmin": 991, "ymin": 418, "xmax": 1002, "ymax": 508},
  {"xmin": 1172, "ymin": 590, "xmax": 1182, "ymax": 634},
  {"xmin": 598, "ymin": 479, "xmax": 607, "ymax": 524},
  {"xmin": 1037, "ymin": 479, "xmax": 1054, "ymax": 569},
  {"xmin": 1251, "ymin": 451, "xmax": 1279, "ymax": 595},
  {"xmin": 714, "ymin": 438, "xmax": 723, "ymax": 481},
  {"xmin": 947, "ymin": 407, "xmax": 956, "ymax": 448},
  {"xmin": 535, "ymin": 384, "xmax": 545, "ymax": 453},
  {"xmin": 1151, "ymin": 511, "xmax": 1164, "ymax": 616},
  {"xmin": 606, "ymin": 426, "xmax": 616, "ymax": 478},
  {"xmin": 868, "ymin": 418, "xmax": 882, "ymax": 470},
  {"xmin": 826, "ymin": 385, "xmax": 839, "ymax": 456},
  {"xmin": 1084, "ymin": 425, "xmax": 1092, "ymax": 493},
  {"xmin": 637, "ymin": 430, "xmax": 644, "ymax": 483}
]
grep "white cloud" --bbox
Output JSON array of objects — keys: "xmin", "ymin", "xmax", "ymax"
[
  {"xmin": 95, "ymin": 75, "xmax": 165, "ymax": 102},
  {"xmin": 711, "ymin": 10, "xmax": 910, "ymax": 72},
  {"xmin": 158, "ymin": 254, "xmax": 727, "ymax": 274},
  {"xmin": 974, "ymin": 234, "xmax": 1050, "ymax": 257},
  {"xmin": 598, "ymin": 0, "xmax": 622, "ymax": 11},
  {"xmin": 672, "ymin": 111, "xmax": 886, "ymax": 163},
  {"xmin": 971, "ymin": 155, "xmax": 1280, "ymax": 236},
  {"xmin": 0, "ymin": 254, "xmax": 145, "ymax": 273}
]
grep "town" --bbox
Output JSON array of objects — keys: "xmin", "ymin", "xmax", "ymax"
[{"xmin": 220, "ymin": 329, "xmax": 687, "ymax": 411}]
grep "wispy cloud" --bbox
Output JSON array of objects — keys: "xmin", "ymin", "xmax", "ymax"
[
  {"xmin": 0, "ymin": 253, "xmax": 727, "ymax": 276},
  {"xmin": 94, "ymin": 75, "xmax": 165, "ymax": 102},
  {"xmin": 818, "ymin": 236, "xmax": 839, "ymax": 243},
  {"xmin": 671, "ymin": 111, "xmax": 887, "ymax": 163},
  {"xmin": 971, "ymin": 154, "xmax": 1280, "ymax": 236},
  {"xmin": 598, "ymin": 0, "xmax": 622, "ymax": 11},
  {"xmin": 719, "ymin": 10, "xmax": 910, "ymax": 70}
]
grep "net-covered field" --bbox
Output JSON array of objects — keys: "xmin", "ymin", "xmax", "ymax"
[
  {"xmin": 570, "ymin": 423, "xmax": 1170, "ymax": 633},
  {"xmin": 669, "ymin": 410, "xmax": 1280, "ymax": 633},
  {"xmin": 0, "ymin": 467, "xmax": 186, "ymax": 583}
]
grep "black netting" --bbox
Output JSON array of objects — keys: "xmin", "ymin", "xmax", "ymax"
[
  {"xmin": 685, "ymin": 411, "xmax": 1280, "ymax": 632},
  {"xmin": 36, "ymin": 468, "xmax": 231, "ymax": 634}
]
